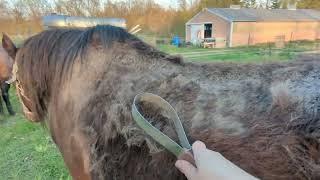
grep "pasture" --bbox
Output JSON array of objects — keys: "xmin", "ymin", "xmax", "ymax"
[
  {"xmin": 0, "ymin": 40, "xmax": 319, "ymax": 179},
  {"xmin": 157, "ymin": 40, "xmax": 320, "ymax": 63},
  {"xmin": 0, "ymin": 87, "xmax": 70, "ymax": 180}
]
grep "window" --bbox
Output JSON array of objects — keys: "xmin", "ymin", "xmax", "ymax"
[{"xmin": 204, "ymin": 24, "xmax": 212, "ymax": 38}]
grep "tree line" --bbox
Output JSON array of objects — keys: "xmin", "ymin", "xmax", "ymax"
[{"xmin": 0, "ymin": 0, "xmax": 319, "ymax": 36}]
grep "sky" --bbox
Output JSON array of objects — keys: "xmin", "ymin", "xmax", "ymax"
[
  {"xmin": 114, "ymin": 0, "xmax": 268, "ymax": 9},
  {"xmin": 113, "ymin": 0, "xmax": 181, "ymax": 8},
  {"xmin": 155, "ymin": 0, "xmax": 179, "ymax": 8},
  {"xmin": 113, "ymin": 0, "xmax": 197, "ymax": 9},
  {"xmin": 154, "ymin": 0, "xmax": 270, "ymax": 9}
]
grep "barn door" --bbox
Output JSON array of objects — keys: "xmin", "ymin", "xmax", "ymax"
[{"xmin": 190, "ymin": 24, "xmax": 203, "ymax": 44}]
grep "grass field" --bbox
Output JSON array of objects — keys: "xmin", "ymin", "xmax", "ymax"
[
  {"xmin": 0, "ymin": 87, "xmax": 70, "ymax": 180},
  {"xmin": 157, "ymin": 41, "xmax": 320, "ymax": 63},
  {"xmin": 0, "ymin": 39, "xmax": 319, "ymax": 179}
]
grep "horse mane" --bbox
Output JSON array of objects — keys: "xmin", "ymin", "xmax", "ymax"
[{"xmin": 16, "ymin": 25, "xmax": 183, "ymax": 121}]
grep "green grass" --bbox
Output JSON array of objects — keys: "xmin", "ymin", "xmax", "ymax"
[
  {"xmin": 157, "ymin": 40, "xmax": 320, "ymax": 63},
  {"xmin": 0, "ymin": 87, "xmax": 70, "ymax": 180},
  {"xmin": 186, "ymin": 52, "xmax": 291, "ymax": 63}
]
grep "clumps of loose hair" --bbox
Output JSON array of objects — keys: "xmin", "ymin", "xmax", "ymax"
[{"xmin": 270, "ymin": 81, "xmax": 301, "ymax": 110}]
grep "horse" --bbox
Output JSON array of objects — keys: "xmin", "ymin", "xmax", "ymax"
[
  {"xmin": 3, "ymin": 25, "xmax": 320, "ymax": 180},
  {"xmin": 0, "ymin": 34, "xmax": 16, "ymax": 115}
]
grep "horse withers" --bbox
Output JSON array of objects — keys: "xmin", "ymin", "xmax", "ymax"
[
  {"xmin": 2, "ymin": 26, "xmax": 320, "ymax": 180},
  {"xmin": 0, "ymin": 34, "xmax": 16, "ymax": 115}
]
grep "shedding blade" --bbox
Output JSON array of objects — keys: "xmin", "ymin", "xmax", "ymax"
[{"xmin": 131, "ymin": 93, "xmax": 191, "ymax": 157}]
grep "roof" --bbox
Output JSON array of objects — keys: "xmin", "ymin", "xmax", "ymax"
[{"xmin": 206, "ymin": 8, "xmax": 320, "ymax": 22}]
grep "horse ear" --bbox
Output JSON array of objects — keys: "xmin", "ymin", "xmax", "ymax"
[{"xmin": 2, "ymin": 33, "xmax": 17, "ymax": 59}]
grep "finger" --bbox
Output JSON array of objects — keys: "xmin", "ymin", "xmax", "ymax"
[
  {"xmin": 192, "ymin": 141, "xmax": 206, "ymax": 150},
  {"xmin": 175, "ymin": 160, "xmax": 197, "ymax": 179},
  {"xmin": 178, "ymin": 151, "xmax": 196, "ymax": 167},
  {"xmin": 192, "ymin": 141, "xmax": 207, "ymax": 165}
]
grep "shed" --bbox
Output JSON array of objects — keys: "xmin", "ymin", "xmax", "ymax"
[{"xmin": 186, "ymin": 7, "xmax": 320, "ymax": 47}]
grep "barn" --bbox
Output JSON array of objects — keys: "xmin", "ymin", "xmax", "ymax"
[{"xmin": 186, "ymin": 7, "xmax": 320, "ymax": 48}]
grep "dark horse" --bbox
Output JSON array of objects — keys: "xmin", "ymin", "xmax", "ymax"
[
  {"xmin": 3, "ymin": 26, "xmax": 320, "ymax": 180},
  {"xmin": 0, "ymin": 34, "xmax": 16, "ymax": 115}
]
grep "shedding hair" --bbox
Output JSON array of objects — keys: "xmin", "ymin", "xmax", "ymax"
[
  {"xmin": 14, "ymin": 25, "xmax": 320, "ymax": 180},
  {"xmin": 270, "ymin": 81, "xmax": 300, "ymax": 110}
]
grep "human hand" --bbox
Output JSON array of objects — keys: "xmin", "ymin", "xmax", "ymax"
[{"xmin": 175, "ymin": 141, "xmax": 259, "ymax": 180}]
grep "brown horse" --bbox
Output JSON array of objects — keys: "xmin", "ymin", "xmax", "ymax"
[
  {"xmin": 0, "ymin": 34, "xmax": 16, "ymax": 115},
  {"xmin": 3, "ymin": 26, "xmax": 320, "ymax": 180}
]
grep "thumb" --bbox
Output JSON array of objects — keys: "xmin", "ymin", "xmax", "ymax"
[
  {"xmin": 175, "ymin": 160, "xmax": 197, "ymax": 179},
  {"xmin": 192, "ymin": 141, "xmax": 207, "ymax": 165}
]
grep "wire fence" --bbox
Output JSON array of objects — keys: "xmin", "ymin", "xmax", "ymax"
[{"xmin": 137, "ymin": 34, "xmax": 320, "ymax": 62}]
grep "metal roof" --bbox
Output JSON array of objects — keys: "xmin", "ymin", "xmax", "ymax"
[{"xmin": 207, "ymin": 8, "xmax": 320, "ymax": 22}]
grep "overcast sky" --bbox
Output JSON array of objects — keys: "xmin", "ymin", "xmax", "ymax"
[
  {"xmin": 155, "ymin": 0, "xmax": 269, "ymax": 8},
  {"xmin": 113, "ymin": 0, "xmax": 190, "ymax": 8},
  {"xmin": 155, "ymin": 0, "xmax": 179, "ymax": 8}
]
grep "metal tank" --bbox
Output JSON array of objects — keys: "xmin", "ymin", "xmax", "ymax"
[{"xmin": 42, "ymin": 14, "xmax": 126, "ymax": 29}]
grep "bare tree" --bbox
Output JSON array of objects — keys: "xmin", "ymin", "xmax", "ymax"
[
  {"xmin": 0, "ymin": 0, "xmax": 10, "ymax": 18},
  {"xmin": 22, "ymin": 0, "xmax": 53, "ymax": 18},
  {"xmin": 11, "ymin": 0, "xmax": 25, "ymax": 23},
  {"xmin": 279, "ymin": 0, "xmax": 297, "ymax": 8},
  {"xmin": 242, "ymin": 0, "xmax": 258, "ymax": 8},
  {"xmin": 53, "ymin": 0, "xmax": 102, "ymax": 16}
]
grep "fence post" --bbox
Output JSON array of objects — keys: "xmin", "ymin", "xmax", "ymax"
[{"xmin": 268, "ymin": 42, "xmax": 272, "ymax": 56}]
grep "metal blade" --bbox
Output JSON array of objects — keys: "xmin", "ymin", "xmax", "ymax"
[{"xmin": 131, "ymin": 93, "xmax": 191, "ymax": 157}]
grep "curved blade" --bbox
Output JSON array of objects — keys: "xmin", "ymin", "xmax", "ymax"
[{"xmin": 131, "ymin": 93, "xmax": 191, "ymax": 157}]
